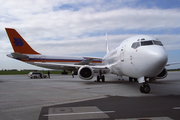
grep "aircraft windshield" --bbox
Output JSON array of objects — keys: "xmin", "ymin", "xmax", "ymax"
[
  {"xmin": 141, "ymin": 41, "xmax": 153, "ymax": 46},
  {"xmin": 131, "ymin": 40, "xmax": 163, "ymax": 49},
  {"xmin": 153, "ymin": 40, "xmax": 163, "ymax": 46},
  {"xmin": 131, "ymin": 42, "xmax": 140, "ymax": 49}
]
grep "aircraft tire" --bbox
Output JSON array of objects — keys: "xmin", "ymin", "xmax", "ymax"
[
  {"xmin": 134, "ymin": 78, "xmax": 138, "ymax": 82},
  {"xmin": 129, "ymin": 77, "xmax": 133, "ymax": 82},
  {"xmin": 143, "ymin": 84, "xmax": 150, "ymax": 94},
  {"xmin": 97, "ymin": 76, "xmax": 100, "ymax": 82},
  {"xmin": 102, "ymin": 75, "xmax": 105, "ymax": 82},
  {"xmin": 140, "ymin": 85, "xmax": 144, "ymax": 93},
  {"xmin": 140, "ymin": 84, "xmax": 150, "ymax": 94}
]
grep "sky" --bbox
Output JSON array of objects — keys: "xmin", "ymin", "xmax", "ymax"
[{"xmin": 0, "ymin": 0, "xmax": 180, "ymax": 70}]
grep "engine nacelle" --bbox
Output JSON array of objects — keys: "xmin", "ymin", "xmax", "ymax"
[
  {"xmin": 78, "ymin": 66, "xmax": 94, "ymax": 80},
  {"xmin": 156, "ymin": 68, "xmax": 168, "ymax": 79},
  {"xmin": 147, "ymin": 68, "xmax": 168, "ymax": 82}
]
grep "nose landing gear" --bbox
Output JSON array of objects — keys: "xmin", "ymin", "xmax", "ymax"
[{"xmin": 140, "ymin": 83, "xmax": 150, "ymax": 94}]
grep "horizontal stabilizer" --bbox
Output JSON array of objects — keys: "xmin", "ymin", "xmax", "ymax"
[{"xmin": 8, "ymin": 52, "xmax": 29, "ymax": 60}]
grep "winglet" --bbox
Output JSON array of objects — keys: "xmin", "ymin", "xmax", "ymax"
[
  {"xmin": 5, "ymin": 28, "xmax": 40, "ymax": 54},
  {"xmin": 106, "ymin": 33, "xmax": 110, "ymax": 54}
]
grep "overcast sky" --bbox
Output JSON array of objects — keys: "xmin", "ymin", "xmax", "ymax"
[{"xmin": 1, "ymin": 0, "xmax": 180, "ymax": 70}]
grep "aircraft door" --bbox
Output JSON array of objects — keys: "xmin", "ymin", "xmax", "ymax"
[{"xmin": 120, "ymin": 41, "xmax": 127, "ymax": 62}]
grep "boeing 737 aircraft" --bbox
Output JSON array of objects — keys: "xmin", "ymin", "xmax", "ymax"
[{"xmin": 6, "ymin": 28, "xmax": 175, "ymax": 94}]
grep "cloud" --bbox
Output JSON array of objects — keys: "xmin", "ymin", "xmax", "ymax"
[
  {"xmin": 23, "ymin": 34, "xmax": 180, "ymax": 56},
  {"xmin": 1, "ymin": 1, "xmax": 180, "ymax": 40},
  {"xmin": 1, "ymin": 0, "xmax": 180, "ymax": 69}
]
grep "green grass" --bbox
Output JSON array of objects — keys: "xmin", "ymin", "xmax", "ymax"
[
  {"xmin": 1, "ymin": 69, "xmax": 179, "ymax": 75},
  {"xmin": 167, "ymin": 69, "xmax": 180, "ymax": 72},
  {"xmin": 0, "ymin": 70, "xmax": 71, "ymax": 75}
]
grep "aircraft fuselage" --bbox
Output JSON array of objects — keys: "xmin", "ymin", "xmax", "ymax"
[{"xmin": 103, "ymin": 35, "xmax": 168, "ymax": 80}]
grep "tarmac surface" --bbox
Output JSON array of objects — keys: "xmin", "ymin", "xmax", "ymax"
[{"xmin": 0, "ymin": 71, "xmax": 180, "ymax": 120}]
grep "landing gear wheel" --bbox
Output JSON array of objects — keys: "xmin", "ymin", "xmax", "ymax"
[
  {"xmin": 96, "ymin": 70, "xmax": 105, "ymax": 82},
  {"xmin": 140, "ymin": 85, "xmax": 144, "ymax": 93},
  {"xmin": 134, "ymin": 78, "xmax": 138, "ymax": 82},
  {"xmin": 140, "ymin": 84, "xmax": 151, "ymax": 94},
  {"xmin": 97, "ymin": 76, "xmax": 100, "ymax": 82},
  {"xmin": 143, "ymin": 84, "xmax": 150, "ymax": 93},
  {"xmin": 129, "ymin": 77, "xmax": 133, "ymax": 82},
  {"xmin": 102, "ymin": 75, "xmax": 105, "ymax": 82}
]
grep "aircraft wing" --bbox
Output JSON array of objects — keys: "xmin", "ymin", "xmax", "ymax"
[
  {"xmin": 31, "ymin": 62, "xmax": 109, "ymax": 72},
  {"xmin": 75, "ymin": 58, "xmax": 94, "ymax": 65},
  {"xmin": 166, "ymin": 62, "xmax": 180, "ymax": 66},
  {"xmin": 76, "ymin": 56, "xmax": 102, "ymax": 65}
]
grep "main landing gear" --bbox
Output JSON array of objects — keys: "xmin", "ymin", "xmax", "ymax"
[
  {"xmin": 129, "ymin": 77, "xmax": 137, "ymax": 82},
  {"xmin": 140, "ymin": 83, "xmax": 150, "ymax": 94},
  {"xmin": 96, "ymin": 70, "xmax": 105, "ymax": 82}
]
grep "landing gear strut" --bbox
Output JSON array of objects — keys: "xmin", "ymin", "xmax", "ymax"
[
  {"xmin": 129, "ymin": 77, "xmax": 137, "ymax": 82},
  {"xmin": 97, "ymin": 70, "xmax": 105, "ymax": 82},
  {"xmin": 140, "ymin": 83, "xmax": 150, "ymax": 94}
]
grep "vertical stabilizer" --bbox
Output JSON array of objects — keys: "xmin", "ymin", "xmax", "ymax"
[
  {"xmin": 5, "ymin": 28, "xmax": 40, "ymax": 54},
  {"xmin": 106, "ymin": 33, "xmax": 110, "ymax": 54}
]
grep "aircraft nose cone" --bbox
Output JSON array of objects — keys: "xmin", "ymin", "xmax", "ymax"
[
  {"xmin": 142, "ymin": 47, "xmax": 168, "ymax": 77},
  {"xmin": 151, "ymin": 48, "xmax": 168, "ymax": 68}
]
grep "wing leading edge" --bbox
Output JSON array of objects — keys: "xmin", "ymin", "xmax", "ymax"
[{"xmin": 31, "ymin": 62, "xmax": 109, "ymax": 72}]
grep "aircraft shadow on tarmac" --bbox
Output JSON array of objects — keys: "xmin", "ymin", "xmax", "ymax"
[
  {"xmin": 38, "ymin": 95, "xmax": 180, "ymax": 120},
  {"xmin": 84, "ymin": 80, "xmax": 138, "ymax": 85},
  {"xmin": 150, "ymin": 79, "xmax": 180, "ymax": 84},
  {"xmin": 0, "ymin": 80, "xmax": 4, "ymax": 83}
]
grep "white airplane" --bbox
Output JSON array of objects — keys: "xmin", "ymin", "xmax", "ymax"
[{"xmin": 6, "ymin": 28, "xmax": 175, "ymax": 94}]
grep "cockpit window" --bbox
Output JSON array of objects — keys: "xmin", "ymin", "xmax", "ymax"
[
  {"xmin": 141, "ymin": 40, "xmax": 163, "ymax": 46},
  {"xmin": 141, "ymin": 41, "xmax": 153, "ymax": 46},
  {"xmin": 153, "ymin": 40, "xmax": 163, "ymax": 46},
  {"xmin": 131, "ymin": 42, "xmax": 140, "ymax": 49},
  {"xmin": 131, "ymin": 40, "xmax": 163, "ymax": 49}
]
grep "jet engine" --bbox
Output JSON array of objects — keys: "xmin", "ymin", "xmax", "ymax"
[
  {"xmin": 148, "ymin": 68, "xmax": 167, "ymax": 82},
  {"xmin": 156, "ymin": 68, "xmax": 168, "ymax": 79},
  {"xmin": 78, "ymin": 66, "xmax": 94, "ymax": 80}
]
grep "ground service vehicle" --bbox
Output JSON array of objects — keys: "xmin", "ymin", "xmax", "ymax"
[{"xmin": 28, "ymin": 72, "xmax": 47, "ymax": 79}]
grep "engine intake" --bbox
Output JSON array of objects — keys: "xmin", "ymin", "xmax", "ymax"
[
  {"xmin": 156, "ymin": 68, "xmax": 167, "ymax": 79},
  {"xmin": 78, "ymin": 66, "xmax": 94, "ymax": 80}
]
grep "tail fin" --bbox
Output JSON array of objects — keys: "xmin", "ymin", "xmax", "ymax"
[
  {"xmin": 5, "ymin": 28, "xmax": 40, "ymax": 54},
  {"xmin": 106, "ymin": 33, "xmax": 109, "ymax": 54}
]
